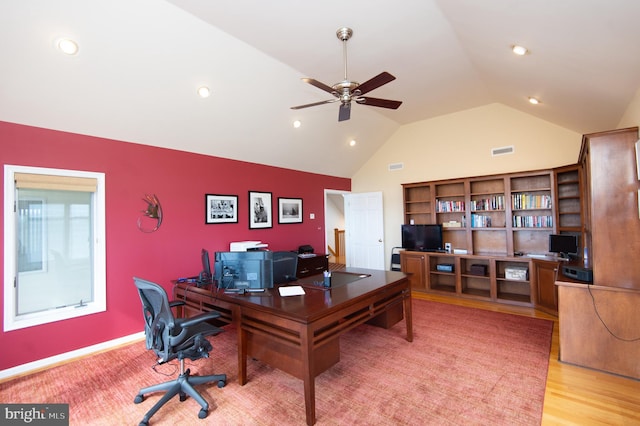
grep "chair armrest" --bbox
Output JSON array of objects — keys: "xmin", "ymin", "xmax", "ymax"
[
  {"xmin": 169, "ymin": 300, "xmax": 185, "ymax": 308},
  {"xmin": 179, "ymin": 310, "xmax": 221, "ymax": 328}
]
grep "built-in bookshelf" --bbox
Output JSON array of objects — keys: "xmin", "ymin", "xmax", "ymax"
[{"xmin": 402, "ymin": 170, "xmax": 556, "ymax": 256}]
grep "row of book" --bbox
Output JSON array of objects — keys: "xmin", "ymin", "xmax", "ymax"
[
  {"xmin": 438, "ymin": 193, "xmax": 551, "ymax": 212},
  {"xmin": 512, "ymin": 215, "xmax": 553, "ymax": 228},
  {"xmin": 436, "ymin": 199, "xmax": 465, "ymax": 212},
  {"xmin": 470, "ymin": 195, "xmax": 505, "ymax": 211},
  {"xmin": 470, "ymin": 214, "xmax": 492, "ymax": 228},
  {"xmin": 511, "ymin": 193, "xmax": 551, "ymax": 210}
]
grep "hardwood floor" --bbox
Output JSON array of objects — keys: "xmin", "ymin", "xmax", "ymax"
[{"xmin": 413, "ymin": 292, "xmax": 640, "ymax": 425}]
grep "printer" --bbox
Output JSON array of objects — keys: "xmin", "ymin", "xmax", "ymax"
[{"xmin": 229, "ymin": 241, "xmax": 269, "ymax": 251}]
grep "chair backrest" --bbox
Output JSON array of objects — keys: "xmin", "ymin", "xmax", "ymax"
[
  {"xmin": 133, "ymin": 277, "xmax": 176, "ymax": 361},
  {"xmin": 272, "ymin": 251, "xmax": 299, "ymax": 283}
]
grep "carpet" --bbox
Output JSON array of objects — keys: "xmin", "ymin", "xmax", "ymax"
[{"xmin": 1, "ymin": 300, "xmax": 553, "ymax": 425}]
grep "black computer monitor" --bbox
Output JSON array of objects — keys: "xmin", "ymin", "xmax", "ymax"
[
  {"xmin": 214, "ymin": 251, "xmax": 273, "ymax": 289},
  {"xmin": 197, "ymin": 248, "xmax": 213, "ymax": 286},
  {"xmin": 272, "ymin": 251, "xmax": 298, "ymax": 284},
  {"xmin": 548, "ymin": 234, "xmax": 579, "ymax": 259}
]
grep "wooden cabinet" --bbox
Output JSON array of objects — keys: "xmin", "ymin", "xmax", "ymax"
[
  {"xmin": 402, "ymin": 169, "xmax": 556, "ymax": 257},
  {"xmin": 532, "ymin": 259, "xmax": 560, "ymax": 315},
  {"xmin": 580, "ymin": 127, "xmax": 640, "ymax": 288},
  {"xmin": 400, "ymin": 251, "xmax": 533, "ymax": 307},
  {"xmin": 296, "ymin": 254, "xmax": 329, "ymax": 278},
  {"xmin": 400, "ymin": 251, "xmax": 426, "ymax": 290}
]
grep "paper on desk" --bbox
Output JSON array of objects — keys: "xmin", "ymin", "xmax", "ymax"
[{"xmin": 278, "ymin": 286, "xmax": 305, "ymax": 296}]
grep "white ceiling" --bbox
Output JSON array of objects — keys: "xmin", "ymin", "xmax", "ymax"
[{"xmin": 2, "ymin": 0, "xmax": 640, "ymax": 177}]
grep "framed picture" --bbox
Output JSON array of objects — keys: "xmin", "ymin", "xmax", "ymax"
[
  {"xmin": 205, "ymin": 194, "xmax": 238, "ymax": 224},
  {"xmin": 278, "ymin": 197, "xmax": 303, "ymax": 224},
  {"xmin": 248, "ymin": 191, "xmax": 272, "ymax": 229}
]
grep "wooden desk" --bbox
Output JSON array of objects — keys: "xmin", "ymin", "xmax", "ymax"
[{"xmin": 173, "ymin": 268, "xmax": 413, "ymax": 425}]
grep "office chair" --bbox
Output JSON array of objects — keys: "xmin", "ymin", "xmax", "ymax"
[
  {"xmin": 272, "ymin": 251, "xmax": 299, "ymax": 284},
  {"xmin": 132, "ymin": 277, "xmax": 226, "ymax": 426}
]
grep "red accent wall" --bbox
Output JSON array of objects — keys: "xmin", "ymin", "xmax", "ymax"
[{"xmin": 0, "ymin": 121, "xmax": 350, "ymax": 371}]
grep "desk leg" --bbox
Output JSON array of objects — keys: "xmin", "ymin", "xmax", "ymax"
[
  {"xmin": 301, "ymin": 328, "xmax": 316, "ymax": 425},
  {"xmin": 404, "ymin": 291, "xmax": 413, "ymax": 342},
  {"xmin": 236, "ymin": 308, "xmax": 248, "ymax": 385}
]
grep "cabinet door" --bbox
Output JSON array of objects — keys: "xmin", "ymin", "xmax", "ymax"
[
  {"xmin": 533, "ymin": 260, "xmax": 559, "ymax": 315},
  {"xmin": 401, "ymin": 252, "xmax": 426, "ymax": 290}
]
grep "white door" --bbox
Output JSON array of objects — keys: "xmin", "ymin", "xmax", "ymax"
[{"xmin": 344, "ymin": 192, "xmax": 385, "ymax": 270}]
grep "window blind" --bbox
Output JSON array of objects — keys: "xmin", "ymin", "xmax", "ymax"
[{"xmin": 14, "ymin": 173, "xmax": 97, "ymax": 192}]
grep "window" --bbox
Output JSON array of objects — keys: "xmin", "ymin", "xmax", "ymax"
[{"xmin": 4, "ymin": 165, "xmax": 106, "ymax": 331}]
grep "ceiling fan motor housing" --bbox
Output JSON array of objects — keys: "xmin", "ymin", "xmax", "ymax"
[{"xmin": 290, "ymin": 27, "xmax": 402, "ymax": 121}]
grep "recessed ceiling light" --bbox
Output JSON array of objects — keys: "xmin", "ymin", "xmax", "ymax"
[
  {"xmin": 349, "ymin": 139, "xmax": 356, "ymax": 147},
  {"xmin": 512, "ymin": 45, "xmax": 528, "ymax": 56},
  {"xmin": 57, "ymin": 38, "xmax": 79, "ymax": 55},
  {"xmin": 293, "ymin": 120, "xmax": 301, "ymax": 128},
  {"xmin": 528, "ymin": 97, "xmax": 540, "ymax": 105},
  {"xmin": 197, "ymin": 86, "xmax": 210, "ymax": 98}
]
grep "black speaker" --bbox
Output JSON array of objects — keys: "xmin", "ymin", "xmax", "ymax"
[{"xmin": 562, "ymin": 265, "xmax": 593, "ymax": 283}]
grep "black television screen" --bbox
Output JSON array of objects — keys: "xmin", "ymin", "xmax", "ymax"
[
  {"xmin": 548, "ymin": 234, "xmax": 578, "ymax": 258},
  {"xmin": 214, "ymin": 251, "xmax": 273, "ymax": 289},
  {"xmin": 401, "ymin": 224, "xmax": 443, "ymax": 252}
]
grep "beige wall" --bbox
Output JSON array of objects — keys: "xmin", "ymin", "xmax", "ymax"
[
  {"xmin": 618, "ymin": 88, "xmax": 640, "ymax": 129},
  {"xmin": 351, "ymin": 103, "xmax": 582, "ymax": 262}
]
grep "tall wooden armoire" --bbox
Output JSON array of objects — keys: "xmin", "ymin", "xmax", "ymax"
[{"xmin": 580, "ymin": 126, "xmax": 640, "ymax": 288}]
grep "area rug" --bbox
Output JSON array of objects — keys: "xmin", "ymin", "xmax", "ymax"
[{"xmin": 1, "ymin": 300, "xmax": 553, "ymax": 425}]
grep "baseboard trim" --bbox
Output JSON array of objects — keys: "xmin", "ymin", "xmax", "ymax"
[{"xmin": 0, "ymin": 331, "xmax": 145, "ymax": 382}]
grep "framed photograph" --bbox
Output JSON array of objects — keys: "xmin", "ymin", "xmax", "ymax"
[
  {"xmin": 278, "ymin": 197, "xmax": 303, "ymax": 224},
  {"xmin": 205, "ymin": 194, "xmax": 238, "ymax": 224},
  {"xmin": 248, "ymin": 191, "xmax": 273, "ymax": 229}
]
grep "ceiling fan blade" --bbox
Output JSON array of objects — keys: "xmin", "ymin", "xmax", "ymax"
[
  {"xmin": 302, "ymin": 78, "xmax": 336, "ymax": 94},
  {"xmin": 356, "ymin": 96, "xmax": 402, "ymax": 109},
  {"xmin": 291, "ymin": 98, "xmax": 339, "ymax": 110},
  {"xmin": 338, "ymin": 103, "xmax": 351, "ymax": 121},
  {"xmin": 356, "ymin": 72, "xmax": 396, "ymax": 95}
]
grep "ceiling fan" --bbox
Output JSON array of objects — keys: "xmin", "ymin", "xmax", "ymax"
[{"xmin": 291, "ymin": 27, "xmax": 402, "ymax": 122}]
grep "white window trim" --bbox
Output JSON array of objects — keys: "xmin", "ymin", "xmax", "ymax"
[{"xmin": 4, "ymin": 165, "xmax": 106, "ymax": 331}]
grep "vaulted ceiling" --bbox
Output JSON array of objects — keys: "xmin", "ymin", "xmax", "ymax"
[{"xmin": 2, "ymin": 1, "xmax": 640, "ymax": 177}]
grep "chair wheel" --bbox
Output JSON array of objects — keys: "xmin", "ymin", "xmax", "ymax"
[
  {"xmin": 179, "ymin": 392, "xmax": 187, "ymax": 402},
  {"xmin": 134, "ymin": 395, "xmax": 145, "ymax": 404},
  {"xmin": 198, "ymin": 408, "xmax": 208, "ymax": 419},
  {"xmin": 217, "ymin": 380, "xmax": 226, "ymax": 388}
]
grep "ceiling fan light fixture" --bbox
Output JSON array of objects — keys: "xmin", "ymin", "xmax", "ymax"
[
  {"xmin": 293, "ymin": 120, "xmax": 301, "ymax": 128},
  {"xmin": 512, "ymin": 44, "xmax": 528, "ymax": 56}
]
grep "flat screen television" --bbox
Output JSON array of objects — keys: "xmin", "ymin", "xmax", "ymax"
[
  {"xmin": 548, "ymin": 234, "xmax": 579, "ymax": 259},
  {"xmin": 214, "ymin": 251, "xmax": 273, "ymax": 289},
  {"xmin": 401, "ymin": 224, "xmax": 444, "ymax": 252}
]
